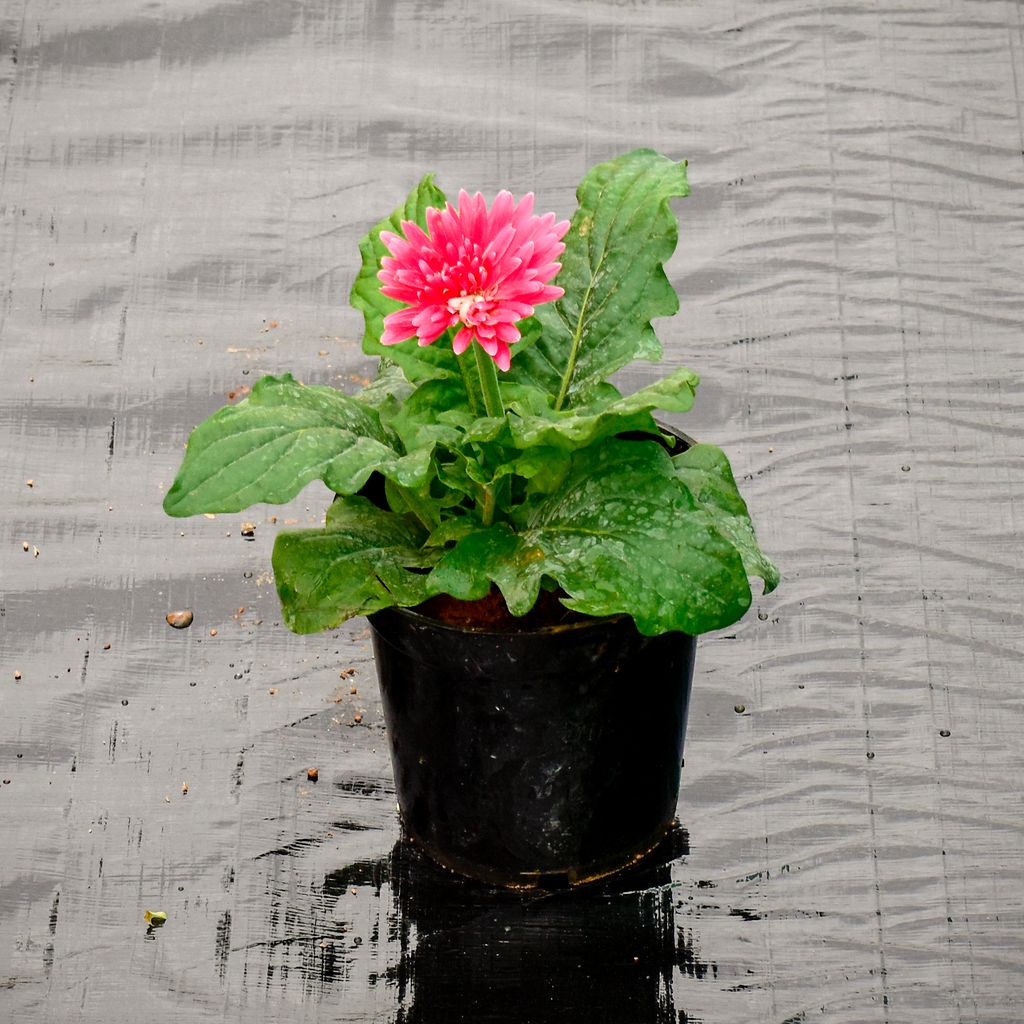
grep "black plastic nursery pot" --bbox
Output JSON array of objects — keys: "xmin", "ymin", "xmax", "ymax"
[{"xmin": 368, "ymin": 605, "xmax": 696, "ymax": 889}]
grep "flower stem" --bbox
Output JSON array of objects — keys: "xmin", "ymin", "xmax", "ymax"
[
  {"xmin": 471, "ymin": 342, "xmax": 507, "ymax": 527},
  {"xmin": 473, "ymin": 342, "xmax": 505, "ymax": 419}
]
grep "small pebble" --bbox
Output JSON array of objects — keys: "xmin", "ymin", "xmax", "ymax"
[
  {"xmin": 2, "ymin": 779, "xmax": 10, "ymax": 785},
  {"xmin": 939, "ymin": 729, "xmax": 951, "ymax": 738},
  {"xmin": 349, "ymin": 686, "xmax": 357, "ymax": 695},
  {"xmin": 166, "ymin": 610, "xmax": 194, "ymax": 629},
  {"xmin": 121, "ymin": 699, "xmax": 128, "ymax": 706},
  {"xmin": 757, "ymin": 610, "xmax": 768, "ymax": 621},
  {"xmin": 209, "ymin": 628, "xmax": 218, "ymax": 637},
  {"xmin": 240, "ymin": 522, "xmax": 256, "ymax": 537},
  {"xmin": 32, "ymin": 546, "xmax": 40, "ymax": 558},
  {"xmin": 25, "ymin": 479, "xmax": 33, "ymax": 487},
  {"xmin": 353, "ymin": 713, "xmax": 363, "ymax": 724},
  {"xmin": 734, "ymin": 704, "xmax": 746, "ymax": 714},
  {"xmin": 181, "ymin": 782, "xmax": 189, "ymax": 795},
  {"xmin": 307, "ymin": 767, "xmax": 319, "ymax": 782},
  {"xmin": 866, "ymin": 751, "xmax": 875, "ymax": 760},
  {"xmin": 103, "ymin": 643, "xmax": 111, "ymax": 651},
  {"xmin": 268, "ymin": 688, "xmax": 278, "ymax": 696},
  {"xmin": 14, "ymin": 670, "xmax": 22, "ymax": 680},
  {"xmin": 22, "ymin": 541, "xmax": 29, "ymax": 551}
]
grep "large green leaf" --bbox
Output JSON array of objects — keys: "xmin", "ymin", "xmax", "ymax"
[
  {"xmin": 429, "ymin": 438, "xmax": 752, "ymax": 635},
  {"xmin": 272, "ymin": 496, "xmax": 438, "ymax": 633},
  {"xmin": 673, "ymin": 444, "xmax": 780, "ymax": 592},
  {"xmin": 349, "ymin": 175, "xmax": 455, "ymax": 382},
  {"xmin": 503, "ymin": 366, "xmax": 699, "ymax": 456},
  {"xmin": 163, "ymin": 374, "xmax": 428, "ymax": 516},
  {"xmin": 507, "ymin": 150, "xmax": 690, "ymax": 406}
]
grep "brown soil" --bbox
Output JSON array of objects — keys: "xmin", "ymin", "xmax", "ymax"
[{"xmin": 415, "ymin": 587, "xmax": 588, "ymax": 631}]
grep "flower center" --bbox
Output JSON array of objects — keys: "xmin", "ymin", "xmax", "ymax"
[{"xmin": 447, "ymin": 293, "xmax": 487, "ymax": 325}]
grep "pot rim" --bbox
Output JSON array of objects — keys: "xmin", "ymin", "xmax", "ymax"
[{"xmin": 370, "ymin": 601, "xmax": 634, "ymax": 639}]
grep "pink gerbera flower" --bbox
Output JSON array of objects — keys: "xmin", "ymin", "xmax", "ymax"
[{"xmin": 377, "ymin": 190, "xmax": 570, "ymax": 372}]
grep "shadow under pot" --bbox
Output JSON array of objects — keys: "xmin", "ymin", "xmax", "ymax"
[{"xmin": 368, "ymin": 604, "xmax": 696, "ymax": 889}]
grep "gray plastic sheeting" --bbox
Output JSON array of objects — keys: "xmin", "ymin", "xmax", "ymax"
[{"xmin": 1, "ymin": 2, "xmax": 1023, "ymax": 1022}]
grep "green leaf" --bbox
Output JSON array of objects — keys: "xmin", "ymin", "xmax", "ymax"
[
  {"xmin": 349, "ymin": 175, "xmax": 455, "ymax": 382},
  {"xmin": 354, "ymin": 360, "xmax": 415, "ymax": 412},
  {"xmin": 163, "ymin": 374, "xmax": 428, "ymax": 516},
  {"xmin": 426, "ymin": 523, "xmax": 524, "ymax": 604},
  {"xmin": 508, "ymin": 150, "xmax": 690, "ymax": 406},
  {"xmin": 272, "ymin": 496, "xmax": 438, "ymax": 633},
  {"xmin": 504, "ymin": 365, "xmax": 700, "ymax": 459},
  {"xmin": 381, "ymin": 377, "xmax": 475, "ymax": 453},
  {"xmin": 430, "ymin": 439, "xmax": 752, "ymax": 635},
  {"xmin": 672, "ymin": 444, "xmax": 780, "ymax": 592}
]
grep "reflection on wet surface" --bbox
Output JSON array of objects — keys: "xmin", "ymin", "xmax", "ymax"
[
  {"xmin": 3, "ymin": 0, "xmax": 1024, "ymax": 1021},
  {"xmin": 224, "ymin": 829, "xmax": 707, "ymax": 1022}
]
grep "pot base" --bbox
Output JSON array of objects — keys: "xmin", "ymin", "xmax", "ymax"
[{"xmin": 403, "ymin": 818, "xmax": 678, "ymax": 891}]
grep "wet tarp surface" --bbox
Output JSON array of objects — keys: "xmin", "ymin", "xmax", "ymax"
[{"xmin": 2, "ymin": 2, "xmax": 1023, "ymax": 1021}]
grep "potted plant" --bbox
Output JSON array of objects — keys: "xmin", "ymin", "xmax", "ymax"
[{"xmin": 163, "ymin": 149, "xmax": 778, "ymax": 888}]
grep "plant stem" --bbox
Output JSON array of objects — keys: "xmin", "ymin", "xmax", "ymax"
[
  {"xmin": 473, "ymin": 342, "xmax": 505, "ymax": 419},
  {"xmin": 481, "ymin": 485, "xmax": 497, "ymax": 527}
]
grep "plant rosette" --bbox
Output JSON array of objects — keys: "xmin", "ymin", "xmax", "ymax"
[{"xmin": 163, "ymin": 149, "xmax": 778, "ymax": 640}]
